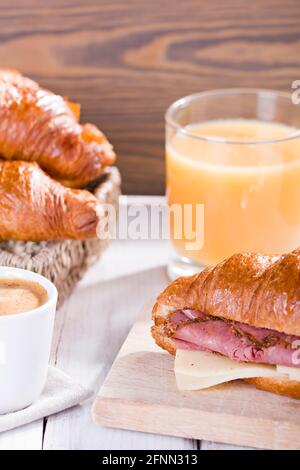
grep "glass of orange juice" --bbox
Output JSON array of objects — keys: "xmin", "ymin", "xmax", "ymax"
[{"xmin": 166, "ymin": 89, "xmax": 300, "ymax": 279}]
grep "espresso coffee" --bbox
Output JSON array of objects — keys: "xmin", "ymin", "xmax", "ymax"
[{"xmin": 0, "ymin": 278, "xmax": 48, "ymax": 316}]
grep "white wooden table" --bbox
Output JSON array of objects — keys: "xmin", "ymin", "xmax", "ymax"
[{"xmin": 0, "ymin": 198, "xmax": 250, "ymax": 450}]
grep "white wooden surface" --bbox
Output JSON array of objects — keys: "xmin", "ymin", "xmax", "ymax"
[
  {"xmin": 94, "ymin": 309, "xmax": 289, "ymax": 448},
  {"xmin": 0, "ymin": 197, "xmax": 250, "ymax": 450}
]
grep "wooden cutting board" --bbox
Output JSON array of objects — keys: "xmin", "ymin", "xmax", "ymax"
[{"xmin": 92, "ymin": 308, "xmax": 300, "ymax": 450}]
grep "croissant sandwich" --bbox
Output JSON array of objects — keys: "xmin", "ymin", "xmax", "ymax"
[
  {"xmin": 0, "ymin": 69, "xmax": 115, "ymax": 187},
  {"xmin": 0, "ymin": 161, "xmax": 102, "ymax": 241},
  {"xmin": 152, "ymin": 249, "xmax": 300, "ymax": 399}
]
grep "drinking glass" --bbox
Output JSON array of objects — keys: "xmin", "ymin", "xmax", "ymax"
[{"xmin": 165, "ymin": 89, "xmax": 300, "ymax": 279}]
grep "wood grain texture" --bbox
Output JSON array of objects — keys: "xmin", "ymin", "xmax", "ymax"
[
  {"xmin": 0, "ymin": 0, "xmax": 299, "ymax": 193},
  {"xmin": 0, "ymin": 421, "xmax": 43, "ymax": 450},
  {"xmin": 1, "ymin": 200, "xmax": 250, "ymax": 449},
  {"xmin": 43, "ymin": 265, "xmax": 197, "ymax": 450},
  {"xmin": 93, "ymin": 310, "xmax": 300, "ymax": 450}
]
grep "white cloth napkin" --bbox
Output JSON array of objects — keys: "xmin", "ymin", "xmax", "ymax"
[{"xmin": 0, "ymin": 366, "xmax": 93, "ymax": 433}]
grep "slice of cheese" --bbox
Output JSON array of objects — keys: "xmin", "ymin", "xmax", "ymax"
[
  {"xmin": 176, "ymin": 371, "xmax": 249, "ymax": 390},
  {"xmin": 175, "ymin": 349, "xmax": 289, "ymax": 391},
  {"xmin": 277, "ymin": 365, "xmax": 300, "ymax": 381}
]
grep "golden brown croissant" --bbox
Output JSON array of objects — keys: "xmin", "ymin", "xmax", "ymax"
[
  {"xmin": 0, "ymin": 69, "xmax": 115, "ymax": 187},
  {"xmin": 153, "ymin": 250, "xmax": 300, "ymax": 336},
  {"xmin": 0, "ymin": 160, "xmax": 102, "ymax": 241},
  {"xmin": 152, "ymin": 248, "xmax": 300, "ymax": 398}
]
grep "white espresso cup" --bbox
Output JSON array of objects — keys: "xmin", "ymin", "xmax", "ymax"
[{"xmin": 0, "ymin": 267, "xmax": 58, "ymax": 414}]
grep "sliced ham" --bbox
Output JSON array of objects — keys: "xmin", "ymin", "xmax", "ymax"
[{"xmin": 169, "ymin": 309, "xmax": 300, "ymax": 368}]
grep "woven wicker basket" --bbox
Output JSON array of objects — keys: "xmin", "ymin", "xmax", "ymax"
[{"xmin": 0, "ymin": 167, "xmax": 121, "ymax": 306}]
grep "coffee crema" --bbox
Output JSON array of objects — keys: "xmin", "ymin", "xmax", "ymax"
[{"xmin": 0, "ymin": 278, "xmax": 48, "ymax": 316}]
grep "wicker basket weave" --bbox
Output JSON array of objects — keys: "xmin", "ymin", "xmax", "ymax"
[{"xmin": 0, "ymin": 167, "xmax": 121, "ymax": 306}]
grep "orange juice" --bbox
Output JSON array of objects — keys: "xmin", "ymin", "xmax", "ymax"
[{"xmin": 166, "ymin": 119, "xmax": 300, "ymax": 266}]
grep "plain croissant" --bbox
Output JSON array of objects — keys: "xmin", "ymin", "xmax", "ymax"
[
  {"xmin": 0, "ymin": 69, "xmax": 115, "ymax": 187},
  {"xmin": 0, "ymin": 161, "xmax": 102, "ymax": 241}
]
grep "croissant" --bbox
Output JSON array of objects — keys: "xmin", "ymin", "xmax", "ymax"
[
  {"xmin": 0, "ymin": 160, "xmax": 102, "ymax": 241},
  {"xmin": 0, "ymin": 69, "xmax": 115, "ymax": 187},
  {"xmin": 152, "ymin": 249, "xmax": 300, "ymax": 398}
]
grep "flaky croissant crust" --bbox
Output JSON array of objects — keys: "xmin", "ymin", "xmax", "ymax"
[
  {"xmin": 0, "ymin": 160, "xmax": 101, "ymax": 241},
  {"xmin": 153, "ymin": 249, "xmax": 300, "ymax": 336},
  {"xmin": 0, "ymin": 69, "xmax": 115, "ymax": 187}
]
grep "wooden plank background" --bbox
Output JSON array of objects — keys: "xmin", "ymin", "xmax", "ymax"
[{"xmin": 0, "ymin": 0, "xmax": 299, "ymax": 194}]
